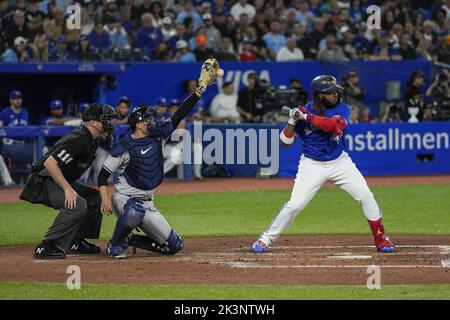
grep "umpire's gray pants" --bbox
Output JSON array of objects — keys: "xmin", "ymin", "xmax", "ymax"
[
  {"xmin": 43, "ymin": 180, "xmax": 102, "ymax": 250},
  {"xmin": 111, "ymin": 192, "xmax": 171, "ymax": 244}
]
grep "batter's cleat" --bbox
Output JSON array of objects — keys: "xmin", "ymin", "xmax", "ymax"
[
  {"xmin": 251, "ymin": 240, "xmax": 268, "ymax": 253},
  {"xmin": 107, "ymin": 242, "xmax": 127, "ymax": 259},
  {"xmin": 34, "ymin": 240, "xmax": 66, "ymax": 259},
  {"xmin": 67, "ymin": 239, "xmax": 101, "ymax": 254},
  {"xmin": 377, "ymin": 239, "xmax": 395, "ymax": 253}
]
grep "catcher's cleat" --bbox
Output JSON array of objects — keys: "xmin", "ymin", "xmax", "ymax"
[
  {"xmin": 34, "ymin": 240, "xmax": 66, "ymax": 259},
  {"xmin": 107, "ymin": 242, "xmax": 127, "ymax": 259},
  {"xmin": 251, "ymin": 239, "xmax": 268, "ymax": 253},
  {"xmin": 67, "ymin": 239, "xmax": 101, "ymax": 254}
]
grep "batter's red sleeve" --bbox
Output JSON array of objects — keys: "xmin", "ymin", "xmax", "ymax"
[{"xmin": 298, "ymin": 106, "xmax": 347, "ymax": 134}]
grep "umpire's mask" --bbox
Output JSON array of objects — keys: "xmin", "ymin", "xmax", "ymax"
[{"xmin": 83, "ymin": 103, "xmax": 116, "ymax": 135}]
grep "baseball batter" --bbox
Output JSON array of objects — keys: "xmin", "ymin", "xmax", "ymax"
[
  {"xmin": 252, "ymin": 75, "xmax": 395, "ymax": 253},
  {"xmin": 98, "ymin": 59, "xmax": 220, "ymax": 258}
]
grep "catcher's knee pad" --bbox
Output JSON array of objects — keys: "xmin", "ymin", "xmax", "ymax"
[{"xmin": 123, "ymin": 198, "xmax": 145, "ymax": 228}]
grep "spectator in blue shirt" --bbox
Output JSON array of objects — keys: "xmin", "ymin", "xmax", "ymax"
[
  {"xmin": 168, "ymin": 23, "xmax": 188, "ymax": 50},
  {"xmin": 349, "ymin": 0, "xmax": 364, "ymax": 24},
  {"xmin": 212, "ymin": 0, "xmax": 230, "ymax": 15},
  {"xmin": 0, "ymin": 90, "xmax": 34, "ymax": 166},
  {"xmin": 176, "ymin": 1, "xmax": 202, "ymax": 31},
  {"xmin": 172, "ymin": 39, "xmax": 196, "ymax": 62},
  {"xmin": 103, "ymin": 14, "xmax": 130, "ymax": 51},
  {"xmin": 49, "ymin": 34, "xmax": 72, "ymax": 61},
  {"xmin": 88, "ymin": 22, "xmax": 111, "ymax": 52},
  {"xmin": 72, "ymin": 34, "xmax": 100, "ymax": 61},
  {"xmin": 2, "ymin": 36, "xmax": 32, "ymax": 62},
  {"xmin": 370, "ymin": 30, "xmax": 402, "ymax": 61},
  {"xmin": 263, "ymin": 19, "xmax": 287, "ymax": 60},
  {"xmin": 296, "ymin": 0, "xmax": 315, "ymax": 32},
  {"xmin": 352, "ymin": 23, "xmax": 371, "ymax": 59},
  {"xmin": 39, "ymin": 0, "xmax": 64, "ymax": 15},
  {"xmin": 135, "ymin": 12, "xmax": 163, "ymax": 53}
]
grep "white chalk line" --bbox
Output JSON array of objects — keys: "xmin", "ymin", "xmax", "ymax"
[
  {"xmin": 251, "ymin": 245, "xmax": 450, "ymax": 250},
  {"xmin": 229, "ymin": 264, "xmax": 443, "ymax": 269}
]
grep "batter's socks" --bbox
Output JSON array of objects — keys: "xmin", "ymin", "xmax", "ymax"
[{"xmin": 367, "ymin": 218, "xmax": 394, "ymax": 250}]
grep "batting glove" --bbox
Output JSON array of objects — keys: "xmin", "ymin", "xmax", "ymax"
[{"xmin": 288, "ymin": 107, "xmax": 307, "ymax": 125}]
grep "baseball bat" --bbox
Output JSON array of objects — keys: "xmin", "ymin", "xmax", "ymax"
[{"xmin": 281, "ymin": 106, "xmax": 291, "ymax": 114}]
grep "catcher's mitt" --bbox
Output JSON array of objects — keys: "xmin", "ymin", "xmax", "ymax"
[{"xmin": 198, "ymin": 58, "xmax": 220, "ymax": 87}]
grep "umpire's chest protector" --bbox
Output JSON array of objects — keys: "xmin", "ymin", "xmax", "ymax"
[{"xmin": 111, "ymin": 135, "xmax": 163, "ymax": 190}]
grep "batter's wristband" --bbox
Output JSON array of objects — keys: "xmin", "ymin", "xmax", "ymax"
[{"xmin": 280, "ymin": 128, "xmax": 295, "ymax": 144}]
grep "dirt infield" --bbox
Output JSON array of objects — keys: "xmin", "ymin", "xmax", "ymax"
[
  {"xmin": 0, "ymin": 235, "xmax": 449, "ymax": 285},
  {"xmin": 1, "ymin": 175, "xmax": 449, "ymax": 286},
  {"xmin": 1, "ymin": 175, "xmax": 450, "ymax": 203}
]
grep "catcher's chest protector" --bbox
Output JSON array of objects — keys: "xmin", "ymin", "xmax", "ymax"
[{"xmin": 111, "ymin": 135, "xmax": 164, "ymax": 190}]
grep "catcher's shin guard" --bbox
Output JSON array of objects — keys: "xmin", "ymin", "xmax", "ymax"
[
  {"xmin": 129, "ymin": 230, "xmax": 183, "ymax": 255},
  {"xmin": 110, "ymin": 198, "xmax": 145, "ymax": 247},
  {"xmin": 129, "ymin": 234, "xmax": 168, "ymax": 254}
]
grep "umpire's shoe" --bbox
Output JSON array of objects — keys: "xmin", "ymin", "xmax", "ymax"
[
  {"xmin": 34, "ymin": 240, "xmax": 66, "ymax": 259},
  {"xmin": 67, "ymin": 239, "xmax": 101, "ymax": 254}
]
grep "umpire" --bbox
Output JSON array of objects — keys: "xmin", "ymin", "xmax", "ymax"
[{"xmin": 20, "ymin": 103, "xmax": 116, "ymax": 259}]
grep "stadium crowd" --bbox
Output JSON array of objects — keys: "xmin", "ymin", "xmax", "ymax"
[
  {"xmin": 0, "ymin": 0, "xmax": 449, "ymax": 186},
  {"xmin": 0, "ymin": 0, "xmax": 448, "ymax": 63}
]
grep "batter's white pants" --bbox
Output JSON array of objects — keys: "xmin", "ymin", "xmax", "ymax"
[
  {"xmin": 79, "ymin": 147, "xmax": 110, "ymax": 183},
  {"xmin": 0, "ymin": 154, "xmax": 13, "ymax": 186},
  {"xmin": 260, "ymin": 152, "xmax": 381, "ymax": 246}
]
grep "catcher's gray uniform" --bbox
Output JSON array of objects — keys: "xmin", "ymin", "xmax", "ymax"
[{"xmin": 103, "ymin": 152, "xmax": 172, "ymax": 244}]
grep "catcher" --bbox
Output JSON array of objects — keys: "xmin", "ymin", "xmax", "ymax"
[{"xmin": 98, "ymin": 59, "xmax": 221, "ymax": 258}]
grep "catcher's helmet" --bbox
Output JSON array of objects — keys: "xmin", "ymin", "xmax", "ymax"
[
  {"xmin": 82, "ymin": 103, "xmax": 116, "ymax": 134},
  {"xmin": 128, "ymin": 104, "xmax": 159, "ymax": 130},
  {"xmin": 311, "ymin": 75, "xmax": 343, "ymax": 95}
]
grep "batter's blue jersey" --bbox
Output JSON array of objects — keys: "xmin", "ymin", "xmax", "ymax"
[
  {"xmin": 293, "ymin": 102, "xmax": 351, "ymax": 161},
  {"xmin": 0, "ymin": 107, "xmax": 29, "ymax": 127}
]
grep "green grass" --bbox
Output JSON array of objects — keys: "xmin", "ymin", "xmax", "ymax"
[
  {"xmin": 0, "ymin": 283, "xmax": 449, "ymax": 300},
  {"xmin": 1, "ymin": 184, "xmax": 449, "ymax": 246}
]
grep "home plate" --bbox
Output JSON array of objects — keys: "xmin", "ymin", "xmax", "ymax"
[{"xmin": 441, "ymin": 259, "xmax": 450, "ymax": 268}]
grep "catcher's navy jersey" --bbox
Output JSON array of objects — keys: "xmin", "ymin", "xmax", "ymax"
[
  {"xmin": 109, "ymin": 120, "xmax": 174, "ymax": 191},
  {"xmin": 293, "ymin": 102, "xmax": 351, "ymax": 161}
]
